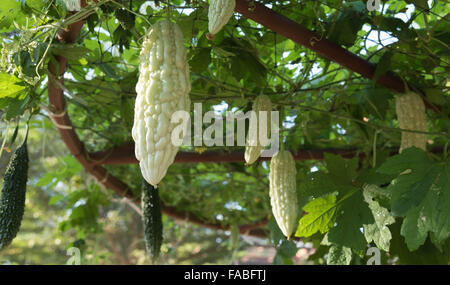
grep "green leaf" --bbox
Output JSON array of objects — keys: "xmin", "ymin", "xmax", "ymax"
[
  {"xmin": 0, "ymin": 73, "xmax": 26, "ymax": 98},
  {"xmin": 327, "ymin": 192, "xmax": 373, "ymax": 252},
  {"xmin": 326, "ymin": 2, "xmax": 369, "ymax": 47},
  {"xmin": 272, "ymin": 253, "xmax": 294, "ymax": 265},
  {"xmin": 62, "ymin": 155, "xmax": 83, "ymax": 174},
  {"xmin": 389, "ymin": 221, "xmax": 450, "ymax": 264},
  {"xmin": 273, "ymin": 240, "xmax": 297, "ymax": 265},
  {"xmin": 295, "ymin": 194, "xmax": 337, "ymax": 237},
  {"xmin": 300, "ymin": 171, "xmax": 341, "ymax": 198},
  {"xmin": 424, "ymin": 88, "xmax": 446, "ymax": 106},
  {"xmin": 377, "ymin": 147, "xmax": 431, "ymax": 175},
  {"xmin": 268, "ymin": 215, "xmax": 285, "ymax": 246},
  {"xmin": 390, "ymin": 164, "xmax": 439, "ymax": 216},
  {"xmin": 378, "ymin": 148, "xmax": 450, "ymax": 251},
  {"xmin": 52, "ymin": 44, "xmax": 91, "ymax": 61},
  {"xmin": 277, "ymin": 240, "xmax": 298, "ymax": 258},
  {"xmin": 373, "ymin": 52, "xmax": 393, "ymax": 83},
  {"xmin": 356, "ymin": 167, "xmax": 396, "ymax": 189},
  {"xmin": 425, "ymin": 167, "xmax": 450, "ymax": 244},
  {"xmin": 120, "ymin": 96, "xmax": 134, "ymax": 128},
  {"xmin": 407, "ymin": 0, "xmax": 429, "ymax": 11},
  {"xmin": 300, "ymin": 153, "xmax": 361, "ymax": 200},
  {"xmin": 189, "ymin": 48, "xmax": 211, "ymax": 74},
  {"xmin": 36, "ymin": 172, "xmax": 57, "ymax": 187},
  {"xmin": 323, "ymin": 153, "xmax": 358, "ymax": 187},
  {"xmin": 400, "ymin": 165, "xmax": 450, "ymax": 251},
  {"xmin": 220, "ymin": 38, "xmax": 267, "ymax": 85},
  {"xmin": 327, "ymin": 245, "xmax": 352, "ymax": 265},
  {"xmin": 48, "ymin": 194, "xmax": 64, "ymax": 205},
  {"xmin": 352, "ymin": 88, "xmax": 393, "ymax": 120},
  {"xmin": 373, "ymin": 16, "xmax": 416, "ymax": 41},
  {"xmin": 98, "ymin": 62, "xmax": 119, "ymax": 79},
  {"xmin": 6, "ymin": 94, "xmax": 29, "ymax": 120},
  {"xmin": 363, "ymin": 185, "xmax": 395, "ymax": 251},
  {"xmin": 0, "ymin": 0, "xmax": 22, "ymax": 28},
  {"xmin": 400, "ymin": 206, "xmax": 428, "ymax": 251}
]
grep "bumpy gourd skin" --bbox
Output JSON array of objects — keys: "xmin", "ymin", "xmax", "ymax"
[
  {"xmin": 64, "ymin": 0, "xmax": 81, "ymax": 12},
  {"xmin": 269, "ymin": 150, "xmax": 298, "ymax": 239},
  {"xmin": 115, "ymin": 8, "xmax": 135, "ymax": 30},
  {"xmin": 208, "ymin": 0, "xmax": 236, "ymax": 36},
  {"xmin": 132, "ymin": 20, "xmax": 191, "ymax": 188},
  {"xmin": 395, "ymin": 92, "xmax": 427, "ymax": 153},
  {"xmin": 142, "ymin": 180, "xmax": 163, "ymax": 262},
  {"xmin": 245, "ymin": 95, "xmax": 272, "ymax": 165},
  {"xmin": 0, "ymin": 142, "xmax": 28, "ymax": 251}
]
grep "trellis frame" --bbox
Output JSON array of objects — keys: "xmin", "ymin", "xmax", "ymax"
[{"xmin": 47, "ymin": 0, "xmax": 439, "ymax": 238}]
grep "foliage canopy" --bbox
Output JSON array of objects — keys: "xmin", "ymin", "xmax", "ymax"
[{"xmin": 0, "ymin": 0, "xmax": 449, "ymax": 264}]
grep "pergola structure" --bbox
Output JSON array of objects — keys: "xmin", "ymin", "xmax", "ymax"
[{"xmin": 47, "ymin": 0, "xmax": 439, "ymax": 238}]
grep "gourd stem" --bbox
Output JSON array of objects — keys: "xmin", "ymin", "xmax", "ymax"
[
  {"xmin": 401, "ymin": 77, "xmax": 410, "ymax": 94},
  {"xmin": 279, "ymin": 105, "xmax": 285, "ymax": 152},
  {"xmin": 372, "ymin": 129, "xmax": 379, "ymax": 168},
  {"xmin": 22, "ymin": 117, "xmax": 31, "ymax": 146},
  {"xmin": 166, "ymin": 0, "xmax": 171, "ymax": 20}
]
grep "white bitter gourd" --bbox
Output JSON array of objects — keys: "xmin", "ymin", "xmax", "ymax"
[
  {"xmin": 64, "ymin": 0, "xmax": 81, "ymax": 12},
  {"xmin": 395, "ymin": 92, "xmax": 427, "ymax": 153},
  {"xmin": 132, "ymin": 20, "xmax": 191, "ymax": 188},
  {"xmin": 245, "ymin": 95, "xmax": 272, "ymax": 165},
  {"xmin": 207, "ymin": 0, "xmax": 236, "ymax": 39},
  {"xmin": 269, "ymin": 150, "xmax": 298, "ymax": 239}
]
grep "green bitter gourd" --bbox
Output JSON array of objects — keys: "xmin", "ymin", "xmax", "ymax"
[
  {"xmin": 142, "ymin": 180, "xmax": 163, "ymax": 262},
  {"xmin": 0, "ymin": 140, "xmax": 29, "ymax": 251}
]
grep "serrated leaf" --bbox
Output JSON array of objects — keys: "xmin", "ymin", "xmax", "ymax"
[
  {"xmin": 400, "ymin": 206, "xmax": 428, "ymax": 251},
  {"xmin": 327, "ymin": 192, "xmax": 373, "ymax": 252},
  {"xmin": 363, "ymin": 185, "xmax": 395, "ymax": 251},
  {"xmin": 378, "ymin": 148, "xmax": 450, "ymax": 251},
  {"xmin": 400, "ymin": 165, "xmax": 450, "ymax": 251},
  {"xmin": 389, "ymin": 221, "xmax": 450, "ymax": 264},
  {"xmin": 390, "ymin": 164, "xmax": 439, "ymax": 216},
  {"xmin": 295, "ymin": 194, "xmax": 337, "ymax": 237},
  {"xmin": 425, "ymin": 167, "xmax": 450, "ymax": 244},
  {"xmin": 0, "ymin": 73, "xmax": 26, "ymax": 98},
  {"xmin": 377, "ymin": 147, "xmax": 431, "ymax": 175},
  {"xmin": 356, "ymin": 168, "xmax": 395, "ymax": 192},
  {"xmin": 327, "ymin": 245, "xmax": 352, "ymax": 265}
]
